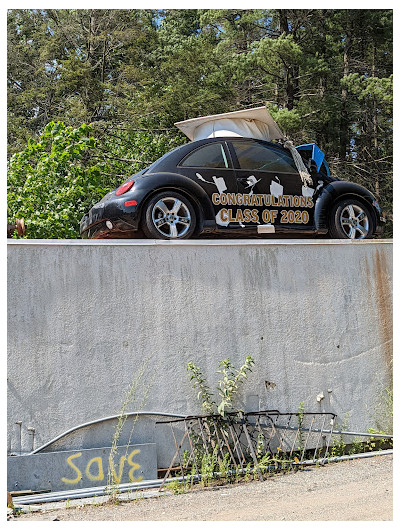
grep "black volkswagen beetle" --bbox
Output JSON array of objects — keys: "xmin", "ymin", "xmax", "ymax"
[{"xmin": 80, "ymin": 107, "xmax": 386, "ymax": 240}]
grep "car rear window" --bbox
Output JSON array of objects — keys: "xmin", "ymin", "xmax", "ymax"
[
  {"xmin": 231, "ymin": 140, "xmax": 297, "ymax": 173},
  {"xmin": 179, "ymin": 143, "xmax": 229, "ymax": 169}
]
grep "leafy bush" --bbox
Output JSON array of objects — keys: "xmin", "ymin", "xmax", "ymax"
[
  {"xmin": 7, "ymin": 122, "xmax": 110, "ymax": 239},
  {"xmin": 187, "ymin": 356, "xmax": 255, "ymax": 417}
]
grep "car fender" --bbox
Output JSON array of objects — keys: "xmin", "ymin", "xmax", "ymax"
[
  {"xmin": 314, "ymin": 181, "xmax": 379, "ymax": 230},
  {"xmin": 134, "ymin": 172, "xmax": 216, "ymax": 228}
]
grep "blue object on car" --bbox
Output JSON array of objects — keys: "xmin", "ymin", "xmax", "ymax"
[{"xmin": 296, "ymin": 143, "xmax": 330, "ymax": 176}]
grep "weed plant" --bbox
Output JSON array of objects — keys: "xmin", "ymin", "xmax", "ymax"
[
  {"xmin": 106, "ymin": 357, "xmax": 154, "ymax": 501},
  {"xmin": 187, "ymin": 356, "xmax": 255, "ymax": 417}
]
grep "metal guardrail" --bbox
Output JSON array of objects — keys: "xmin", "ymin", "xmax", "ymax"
[
  {"xmin": 157, "ymin": 410, "xmax": 338, "ymax": 487},
  {"xmin": 156, "ymin": 410, "xmax": 392, "ymax": 489}
]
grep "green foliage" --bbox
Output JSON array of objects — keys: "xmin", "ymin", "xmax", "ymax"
[
  {"xmin": 216, "ymin": 356, "xmax": 255, "ymax": 417},
  {"xmin": 243, "ymin": 461, "xmax": 252, "ymax": 482},
  {"xmin": 199, "ymin": 445, "xmax": 219, "ymax": 487},
  {"xmin": 187, "ymin": 356, "xmax": 255, "ymax": 416},
  {"xmin": 371, "ymin": 386, "xmax": 393, "ymax": 435},
  {"xmin": 327, "ymin": 409, "xmax": 393, "ymax": 458},
  {"xmin": 186, "ymin": 362, "xmax": 216, "ymax": 415},
  {"xmin": 165, "ymin": 479, "xmax": 187, "ymax": 495},
  {"xmin": 7, "ymin": 122, "xmax": 109, "ymax": 238},
  {"xmin": 329, "ymin": 414, "xmax": 349, "ymax": 457},
  {"xmin": 267, "ymin": 105, "xmax": 303, "ymax": 137},
  {"xmin": 106, "ymin": 357, "xmax": 153, "ymax": 499}
]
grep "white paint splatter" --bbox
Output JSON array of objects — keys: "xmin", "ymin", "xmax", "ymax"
[
  {"xmin": 302, "ymin": 185, "xmax": 315, "ymax": 197},
  {"xmin": 195, "ymin": 172, "xmax": 227, "ymax": 194},
  {"xmin": 270, "ymin": 177, "xmax": 283, "ymax": 198},
  {"xmin": 245, "ymin": 175, "xmax": 261, "ymax": 196},
  {"xmin": 212, "ymin": 176, "xmax": 227, "ymax": 194},
  {"xmin": 215, "ymin": 210, "xmax": 230, "ymax": 227}
]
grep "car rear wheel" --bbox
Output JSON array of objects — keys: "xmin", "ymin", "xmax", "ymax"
[
  {"xmin": 142, "ymin": 191, "xmax": 197, "ymax": 239},
  {"xmin": 329, "ymin": 198, "xmax": 374, "ymax": 239}
]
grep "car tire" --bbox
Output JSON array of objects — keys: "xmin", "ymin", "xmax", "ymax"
[
  {"xmin": 329, "ymin": 198, "xmax": 374, "ymax": 239},
  {"xmin": 142, "ymin": 191, "xmax": 197, "ymax": 240}
]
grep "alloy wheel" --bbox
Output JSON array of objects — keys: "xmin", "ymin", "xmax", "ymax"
[
  {"xmin": 151, "ymin": 197, "xmax": 192, "ymax": 238},
  {"xmin": 339, "ymin": 203, "xmax": 370, "ymax": 239}
]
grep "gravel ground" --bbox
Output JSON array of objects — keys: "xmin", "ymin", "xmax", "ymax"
[{"xmin": 10, "ymin": 454, "xmax": 393, "ymax": 521}]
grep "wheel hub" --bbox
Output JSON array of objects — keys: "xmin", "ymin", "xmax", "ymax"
[
  {"xmin": 151, "ymin": 197, "xmax": 191, "ymax": 238},
  {"xmin": 340, "ymin": 203, "xmax": 369, "ymax": 239}
]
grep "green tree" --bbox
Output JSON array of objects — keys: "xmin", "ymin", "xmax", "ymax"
[{"xmin": 7, "ymin": 122, "xmax": 109, "ymax": 238}]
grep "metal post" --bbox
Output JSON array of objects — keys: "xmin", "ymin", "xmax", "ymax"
[
  {"xmin": 239, "ymin": 412, "xmax": 264, "ymax": 481},
  {"xmin": 15, "ymin": 421, "xmax": 22, "ymax": 455},
  {"xmin": 27, "ymin": 427, "xmax": 35, "ymax": 452}
]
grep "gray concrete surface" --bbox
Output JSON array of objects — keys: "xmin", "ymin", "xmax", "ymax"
[
  {"xmin": 7, "ymin": 239, "xmax": 393, "ymax": 468},
  {"xmin": 7, "ymin": 443, "xmax": 157, "ymax": 492}
]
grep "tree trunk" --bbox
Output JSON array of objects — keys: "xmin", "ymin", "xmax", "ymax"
[
  {"xmin": 372, "ymin": 43, "xmax": 380, "ymax": 198},
  {"xmin": 277, "ymin": 10, "xmax": 299, "ymax": 111},
  {"xmin": 339, "ymin": 22, "xmax": 351, "ymax": 160}
]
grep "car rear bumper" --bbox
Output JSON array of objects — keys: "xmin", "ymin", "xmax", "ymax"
[
  {"xmin": 80, "ymin": 199, "xmax": 141, "ymax": 238},
  {"xmin": 80, "ymin": 218, "xmax": 139, "ymax": 239}
]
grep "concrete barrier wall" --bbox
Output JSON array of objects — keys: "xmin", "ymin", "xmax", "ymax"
[
  {"xmin": 8, "ymin": 239, "xmax": 393, "ymax": 462},
  {"xmin": 7, "ymin": 443, "xmax": 157, "ymax": 492}
]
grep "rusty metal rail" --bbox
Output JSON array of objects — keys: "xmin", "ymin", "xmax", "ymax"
[{"xmin": 156, "ymin": 410, "xmax": 339, "ymax": 488}]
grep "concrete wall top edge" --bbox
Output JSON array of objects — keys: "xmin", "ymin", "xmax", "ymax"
[{"xmin": 7, "ymin": 238, "xmax": 393, "ymax": 247}]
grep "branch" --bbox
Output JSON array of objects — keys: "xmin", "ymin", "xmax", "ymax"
[
  {"xmin": 300, "ymin": 109, "xmax": 321, "ymax": 119},
  {"xmin": 92, "ymin": 153, "xmax": 151, "ymax": 165},
  {"xmin": 257, "ymin": 65, "xmax": 283, "ymax": 80}
]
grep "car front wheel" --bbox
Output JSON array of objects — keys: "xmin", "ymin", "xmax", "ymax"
[
  {"xmin": 142, "ymin": 191, "xmax": 197, "ymax": 239},
  {"xmin": 329, "ymin": 198, "xmax": 374, "ymax": 239}
]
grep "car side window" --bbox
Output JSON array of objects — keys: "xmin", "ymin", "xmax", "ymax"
[
  {"xmin": 231, "ymin": 140, "xmax": 297, "ymax": 173},
  {"xmin": 180, "ymin": 143, "xmax": 229, "ymax": 169}
]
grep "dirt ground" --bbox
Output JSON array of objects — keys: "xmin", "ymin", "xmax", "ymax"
[{"xmin": 11, "ymin": 454, "xmax": 393, "ymax": 521}]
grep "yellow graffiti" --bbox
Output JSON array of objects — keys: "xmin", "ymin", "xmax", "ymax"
[
  {"xmin": 85, "ymin": 457, "xmax": 104, "ymax": 481},
  {"xmin": 62, "ymin": 452, "xmax": 83, "ymax": 484},
  {"xmin": 62, "ymin": 449, "xmax": 142, "ymax": 484},
  {"xmin": 128, "ymin": 449, "xmax": 143, "ymax": 482},
  {"xmin": 108, "ymin": 455, "xmax": 127, "ymax": 484}
]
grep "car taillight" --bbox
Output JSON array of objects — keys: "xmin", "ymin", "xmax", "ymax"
[{"xmin": 116, "ymin": 180, "xmax": 134, "ymax": 196}]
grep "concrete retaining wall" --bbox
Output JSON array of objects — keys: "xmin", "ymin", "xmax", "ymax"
[
  {"xmin": 7, "ymin": 239, "xmax": 392, "ymax": 468},
  {"xmin": 7, "ymin": 443, "xmax": 157, "ymax": 492}
]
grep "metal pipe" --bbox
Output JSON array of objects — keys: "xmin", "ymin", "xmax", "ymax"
[
  {"xmin": 30, "ymin": 412, "xmax": 186, "ymax": 455},
  {"xmin": 15, "ymin": 421, "xmax": 22, "ymax": 455},
  {"xmin": 27, "ymin": 427, "xmax": 35, "ymax": 452},
  {"xmin": 273, "ymin": 424, "xmax": 393, "ymax": 439},
  {"xmin": 298, "ymin": 448, "xmax": 393, "ymax": 466},
  {"xmin": 13, "ymin": 477, "xmax": 179, "ymax": 505},
  {"xmin": 155, "ymin": 413, "xmax": 392, "ymax": 439}
]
